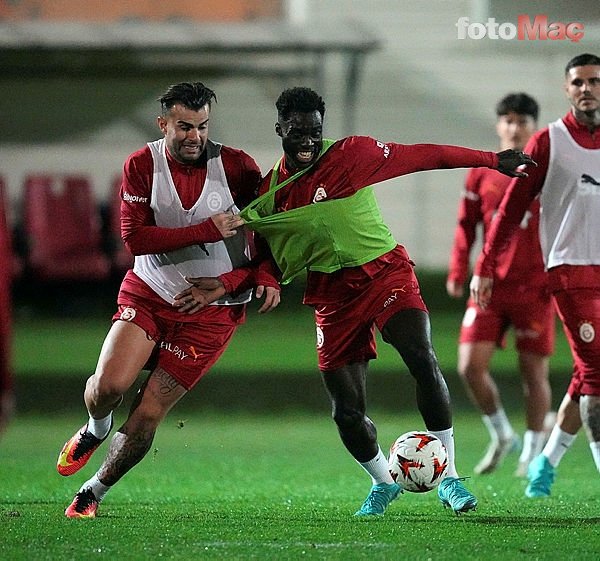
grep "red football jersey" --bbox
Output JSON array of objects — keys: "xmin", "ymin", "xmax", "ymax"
[
  {"xmin": 259, "ymin": 135, "xmax": 498, "ymax": 303},
  {"xmin": 476, "ymin": 112, "xmax": 600, "ymax": 280},
  {"xmin": 448, "ymin": 167, "xmax": 546, "ymax": 287},
  {"xmin": 117, "ymin": 142, "xmax": 262, "ymax": 306},
  {"xmin": 120, "ymin": 144, "xmax": 261, "ymax": 255}
]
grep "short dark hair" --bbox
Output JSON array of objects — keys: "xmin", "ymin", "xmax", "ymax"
[
  {"xmin": 158, "ymin": 82, "xmax": 217, "ymax": 114},
  {"xmin": 276, "ymin": 87, "xmax": 326, "ymax": 121},
  {"xmin": 496, "ymin": 93, "xmax": 539, "ymax": 121},
  {"xmin": 565, "ymin": 53, "xmax": 600, "ymax": 75}
]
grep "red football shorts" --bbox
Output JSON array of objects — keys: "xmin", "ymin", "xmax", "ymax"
[
  {"xmin": 459, "ymin": 282, "xmax": 555, "ymax": 356},
  {"xmin": 313, "ymin": 258, "xmax": 428, "ymax": 371},
  {"xmin": 112, "ymin": 298, "xmax": 246, "ymax": 391},
  {"xmin": 552, "ymin": 288, "xmax": 600, "ymax": 398}
]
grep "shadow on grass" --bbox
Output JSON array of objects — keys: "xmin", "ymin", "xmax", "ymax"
[{"xmin": 15, "ymin": 370, "xmax": 558, "ymax": 414}]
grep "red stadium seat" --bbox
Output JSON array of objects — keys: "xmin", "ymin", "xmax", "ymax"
[
  {"xmin": 0, "ymin": 177, "xmax": 21, "ymax": 279},
  {"xmin": 109, "ymin": 174, "xmax": 133, "ymax": 274},
  {"xmin": 22, "ymin": 174, "xmax": 111, "ymax": 281},
  {"xmin": 0, "ymin": 177, "xmax": 14, "ymax": 396}
]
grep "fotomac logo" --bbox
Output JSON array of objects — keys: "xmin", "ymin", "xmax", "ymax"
[{"xmin": 456, "ymin": 15, "xmax": 584, "ymax": 42}]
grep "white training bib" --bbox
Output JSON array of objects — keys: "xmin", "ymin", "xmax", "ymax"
[
  {"xmin": 133, "ymin": 139, "xmax": 253, "ymax": 304},
  {"xmin": 539, "ymin": 119, "xmax": 600, "ymax": 269}
]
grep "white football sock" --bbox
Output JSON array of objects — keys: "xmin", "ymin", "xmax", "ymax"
[
  {"xmin": 482, "ymin": 408, "xmax": 513, "ymax": 442},
  {"xmin": 358, "ymin": 446, "xmax": 395, "ymax": 485},
  {"xmin": 429, "ymin": 428, "xmax": 458, "ymax": 478},
  {"xmin": 542, "ymin": 426, "xmax": 577, "ymax": 467},
  {"xmin": 519, "ymin": 430, "xmax": 545, "ymax": 464},
  {"xmin": 589, "ymin": 442, "xmax": 600, "ymax": 472},
  {"xmin": 87, "ymin": 412, "xmax": 113, "ymax": 440},
  {"xmin": 80, "ymin": 474, "xmax": 111, "ymax": 503}
]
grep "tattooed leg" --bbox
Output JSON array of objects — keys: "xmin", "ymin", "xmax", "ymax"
[{"xmin": 96, "ymin": 367, "xmax": 187, "ymax": 486}]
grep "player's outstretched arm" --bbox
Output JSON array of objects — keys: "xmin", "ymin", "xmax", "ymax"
[{"xmin": 495, "ymin": 149, "xmax": 537, "ymax": 178}]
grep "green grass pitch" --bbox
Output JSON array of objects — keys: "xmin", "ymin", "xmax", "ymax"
[
  {"xmin": 1, "ymin": 410, "xmax": 598, "ymax": 560},
  {"xmin": 12, "ymin": 306, "xmax": 574, "ymax": 378},
  {"xmin": 3, "ymin": 289, "xmax": 593, "ymax": 560}
]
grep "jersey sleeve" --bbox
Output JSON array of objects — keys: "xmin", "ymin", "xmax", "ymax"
[
  {"xmin": 218, "ymin": 230, "xmax": 281, "ymax": 295},
  {"xmin": 219, "ymin": 147, "xmax": 280, "ymax": 293},
  {"xmin": 120, "ymin": 149, "xmax": 223, "ymax": 256},
  {"xmin": 339, "ymin": 136, "xmax": 498, "ymax": 191},
  {"xmin": 474, "ymin": 129, "xmax": 550, "ymax": 278},
  {"xmin": 218, "ymin": 263, "xmax": 280, "ymax": 298},
  {"xmin": 447, "ymin": 169, "xmax": 482, "ymax": 285},
  {"xmin": 346, "ymin": 137, "xmax": 498, "ymax": 183},
  {"xmin": 221, "ymin": 147, "xmax": 263, "ymax": 209}
]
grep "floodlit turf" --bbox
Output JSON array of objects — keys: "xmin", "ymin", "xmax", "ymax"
[
  {"xmin": 13, "ymin": 309, "xmax": 573, "ymax": 377},
  {"xmin": 1, "ymin": 411, "xmax": 597, "ymax": 560},
  {"xmin": 6, "ymin": 286, "xmax": 587, "ymax": 558}
]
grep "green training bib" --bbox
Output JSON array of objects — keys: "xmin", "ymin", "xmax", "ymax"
[{"xmin": 241, "ymin": 140, "xmax": 396, "ymax": 283}]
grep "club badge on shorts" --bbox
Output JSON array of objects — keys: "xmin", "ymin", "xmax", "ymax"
[
  {"xmin": 578, "ymin": 321, "xmax": 595, "ymax": 343},
  {"xmin": 119, "ymin": 306, "xmax": 137, "ymax": 322},
  {"xmin": 316, "ymin": 325, "xmax": 324, "ymax": 349}
]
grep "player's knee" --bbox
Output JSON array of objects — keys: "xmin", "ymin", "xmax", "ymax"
[
  {"xmin": 456, "ymin": 361, "xmax": 470, "ymax": 380},
  {"xmin": 332, "ymin": 406, "xmax": 364, "ymax": 430},
  {"xmin": 459, "ymin": 362, "xmax": 485, "ymax": 384},
  {"xmin": 85, "ymin": 373, "xmax": 126, "ymax": 404},
  {"xmin": 403, "ymin": 342, "xmax": 438, "ymax": 372}
]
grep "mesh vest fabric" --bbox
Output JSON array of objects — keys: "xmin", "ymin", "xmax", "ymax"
[
  {"xmin": 240, "ymin": 140, "xmax": 396, "ymax": 283},
  {"xmin": 134, "ymin": 138, "xmax": 252, "ymax": 303}
]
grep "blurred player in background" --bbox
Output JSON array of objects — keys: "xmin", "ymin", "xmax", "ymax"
[
  {"xmin": 56, "ymin": 81, "xmax": 280, "ymax": 518},
  {"xmin": 177, "ymin": 86, "xmax": 535, "ymax": 516},
  {"xmin": 471, "ymin": 53, "xmax": 600, "ymax": 497},
  {"xmin": 0, "ymin": 181, "xmax": 15, "ymax": 439},
  {"xmin": 447, "ymin": 93, "xmax": 555, "ymax": 477}
]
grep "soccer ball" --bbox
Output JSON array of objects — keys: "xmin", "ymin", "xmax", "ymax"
[{"xmin": 388, "ymin": 431, "xmax": 448, "ymax": 493}]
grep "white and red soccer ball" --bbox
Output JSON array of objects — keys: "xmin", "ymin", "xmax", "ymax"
[{"xmin": 388, "ymin": 431, "xmax": 448, "ymax": 493}]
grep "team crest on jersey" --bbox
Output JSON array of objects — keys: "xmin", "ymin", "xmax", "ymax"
[
  {"xmin": 313, "ymin": 186, "xmax": 328, "ymax": 203},
  {"xmin": 578, "ymin": 321, "xmax": 595, "ymax": 343},
  {"xmin": 207, "ymin": 192, "xmax": 223, "ymax": 211},
  {"xmin": 120, "ymin": 307, "xmax": 137, "ymax": 321}
]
